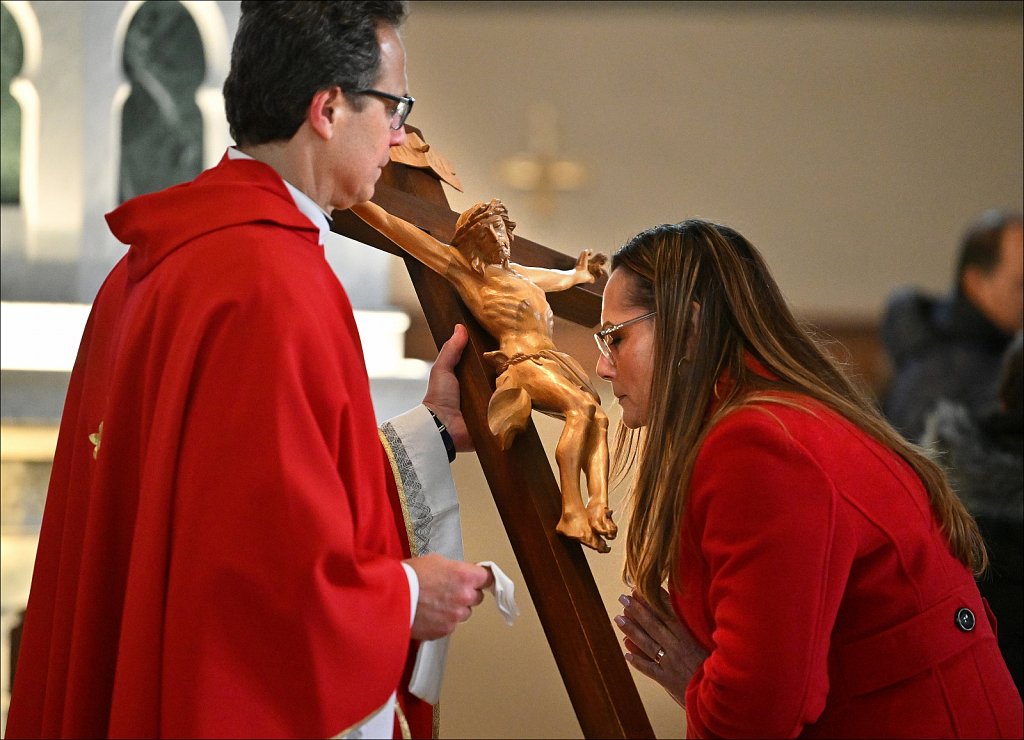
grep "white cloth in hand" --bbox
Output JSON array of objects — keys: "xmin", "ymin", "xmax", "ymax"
[
  {"xmin": 476, "ymin": 560, "xmax": 520, "ymax": 626},
  {"xmin": 408, "ymin": 561, "xmax": 519, "ymax": 704}
]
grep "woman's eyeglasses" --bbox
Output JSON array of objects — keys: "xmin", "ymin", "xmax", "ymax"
[{"xmin": 593, "ymin": 311, "xmax": 656, "ymax": 363}]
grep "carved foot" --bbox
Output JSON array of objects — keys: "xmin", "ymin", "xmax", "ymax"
[
  {"xmin": 586, "ymin": 504, "xmax": 618, "ymax": 540},
  {"xmin": 557, "ymin": 512, "xmax": 610, "ymax": 553}
]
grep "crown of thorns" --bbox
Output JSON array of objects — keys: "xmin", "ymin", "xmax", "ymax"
[{"xmin": 451, "ymin": 199, "xmax": 516, "ymax": 247}]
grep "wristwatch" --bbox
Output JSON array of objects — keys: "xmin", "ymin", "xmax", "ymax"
[{"xmin": 426, "ymin": 408, "xmax": 457, "ymax": 463}]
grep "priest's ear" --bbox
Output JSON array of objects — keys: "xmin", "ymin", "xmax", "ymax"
[{"xmin": 307, "ymin": 86, "xmax": 345, "ymax": 140}]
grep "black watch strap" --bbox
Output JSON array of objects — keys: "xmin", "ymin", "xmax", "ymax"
[{"xmin": 427, "ymin": 408, "xmax": 457, "ymax": 463}]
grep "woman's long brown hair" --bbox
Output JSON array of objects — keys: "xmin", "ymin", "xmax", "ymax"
[{"xmin": 613, "ymin": 220, "xmax": 987, "ymax": 612}]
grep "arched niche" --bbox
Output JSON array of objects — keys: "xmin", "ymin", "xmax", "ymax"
[
  {"xmin": 0, "ymin": 0, "xmax": 40, "ymax": 250},
  {"xmin": 116, "ymin": 0, "xmax": 205, "ymax": 202},
  {"xmin": 1, "ymin": 2, "xmax": 24, "ymax": 204},
  {"xmin": 111, "ymin": 0, "xmax": 229, "ymax": 204}
]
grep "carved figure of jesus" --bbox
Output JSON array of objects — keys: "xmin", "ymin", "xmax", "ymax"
[{"xmin": 351, "ymin": 199, "xmax": 616, "ymax": 552}]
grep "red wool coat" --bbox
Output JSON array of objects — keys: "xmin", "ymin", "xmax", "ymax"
[
  {"xmin": 6, "ymin": 155, "xmax": 432, "ymax": 738},
  {"xmin": 674, "ymin": 392, "xmax": 1023, "ymax": 738}
]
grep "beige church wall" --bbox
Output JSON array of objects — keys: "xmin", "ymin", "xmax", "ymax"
[
  {"xmin": 394, "ymin": 2, "xmax": 1023, "ymax": 738},
  {"xmin": 396, "ymin": 1, "xmax": 1023, "ymax": 320}
]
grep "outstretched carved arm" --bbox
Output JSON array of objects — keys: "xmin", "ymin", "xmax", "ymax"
[
  {"xmin": 350, "ymin": 200, "xmax": 455, "ymax": 277},
  {"xmin": 513, "ymin": 250, "xmax": 608, "ymax": 293}
]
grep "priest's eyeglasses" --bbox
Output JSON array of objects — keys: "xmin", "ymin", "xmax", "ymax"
[
  {"xmin": 594, "ymin": 311, "xmax": 656, "ymax": 364},
  {"xmin": 356, "ymin": 89, "xmax": 415, "ymax": 130}
]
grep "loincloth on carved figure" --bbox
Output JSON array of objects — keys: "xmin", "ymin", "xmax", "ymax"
[{"xmin": 482, "ymin": 349, "xmax": 601, "ymax": 449}]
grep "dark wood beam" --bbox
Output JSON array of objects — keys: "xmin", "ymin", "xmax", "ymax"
[{"xmin": 332, "ymin": 136, "xmax": 653, "ymax": 738}]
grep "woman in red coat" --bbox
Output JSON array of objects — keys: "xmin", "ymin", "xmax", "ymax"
[{"xmin": 599, "ymin": 219, "xmax": 1022, "ymax": 737}]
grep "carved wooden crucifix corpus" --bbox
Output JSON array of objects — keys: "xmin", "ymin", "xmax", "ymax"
[
  {"xmin": 331, "ymin": 130, "xmax": 653, "ymax": 739},
  {"xmin": 349, "ymin": 196, "xmax": 617, "ymax": 554}
]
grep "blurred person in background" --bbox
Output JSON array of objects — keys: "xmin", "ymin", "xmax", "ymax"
[
  {"xmin": 923, "ymin": 331, "xmax": 1023, "ymax": 697},
  {"xmin": 882, "ymin": 209, "xmax": 1023, "ymax": 442}
]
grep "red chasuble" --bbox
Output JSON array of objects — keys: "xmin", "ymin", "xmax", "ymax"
[{"xmin": 7, "ymin": 155, "xmax": 431, "ymax": 738}]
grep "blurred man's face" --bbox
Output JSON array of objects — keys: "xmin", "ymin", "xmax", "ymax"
[{"xmin": 967, "ymin": 223, "xmax": 1024, "ymax": 335}]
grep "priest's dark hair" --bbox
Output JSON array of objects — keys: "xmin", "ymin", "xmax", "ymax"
[{"xmin": 224, "ymin": 0, "xmax": 408, "ymax": 147}]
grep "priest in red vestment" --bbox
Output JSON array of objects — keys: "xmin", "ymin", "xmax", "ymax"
[{"xmin": 6, "ymin": 2, "xmax": 494, "ymax": 738}]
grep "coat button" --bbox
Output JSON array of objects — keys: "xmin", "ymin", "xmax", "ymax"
[{"xmin": 955, "ymin": 607, "xmax": 976, "ymax": 632}]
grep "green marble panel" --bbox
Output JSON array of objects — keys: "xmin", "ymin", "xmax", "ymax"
[
  {"xmin": 1, "ymin": 2, "xmax": 23, "ymax": 204},
  {"xmin": 119, "ymin": 0, "xmax": 205, "ymax": 203}
]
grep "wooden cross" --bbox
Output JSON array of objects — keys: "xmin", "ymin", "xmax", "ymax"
[{"xmin": 331, "ymin": 129, "xmax": 654, "ymax": 739}]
